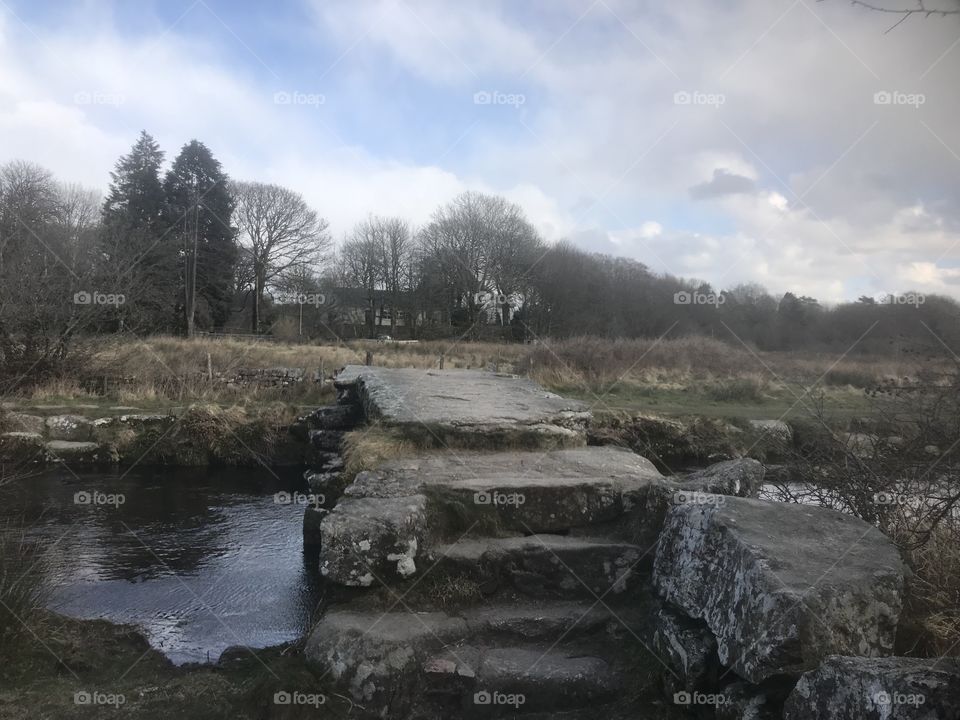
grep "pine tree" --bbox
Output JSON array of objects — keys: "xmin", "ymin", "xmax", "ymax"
[
  {"xmin": 163, "ymin": 141, "xmax": 237, "ymax": 336},
  {"xmin": 99, "ymin": 131, "xmax": 177, "ymax": 332}
]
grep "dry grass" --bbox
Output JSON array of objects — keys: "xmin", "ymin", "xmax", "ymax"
[
  {"xmin": 521, "ymin": 335, "xmax": 919, "ymax": 389},
  {"xmin": 0, "ymin": 518, "xmax": 51, "ymax": 648},
  {"xmin": 340, "ymin": 425, "xmax": 421, "ymax": 477},
  {"xmin": 8, "ymin": 334, "xmax": 929, "ymax": 409},
  {"xmin": 899, "ymin": 523, "xmax": 960, "ymax": 657}
]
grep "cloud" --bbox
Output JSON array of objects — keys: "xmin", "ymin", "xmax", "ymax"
[
  {"xmin": 689, "ymin": 168, "xmax": 757, "ymax": 200},
  {"xmin": 0, "ymin": 0, "xmax": 958, "ymax": 304}
]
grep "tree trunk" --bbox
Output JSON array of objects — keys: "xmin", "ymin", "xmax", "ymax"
[{"xmin": 251, "ymin": 273, "xmax": 264, "ymax": 334}]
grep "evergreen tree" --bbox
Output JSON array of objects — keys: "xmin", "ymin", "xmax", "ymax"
[
  {"xmin": 99, "ymin": 131, "xmax": 176, "ymax": 332},
  {"xmin": 163, "ymin": 141, "xmax": 236, "ymax": 336}
]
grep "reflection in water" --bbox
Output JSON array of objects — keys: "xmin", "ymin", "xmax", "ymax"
[{"xmin": 1, "ymin": 465, "xmax": 323, "ymax": 665}]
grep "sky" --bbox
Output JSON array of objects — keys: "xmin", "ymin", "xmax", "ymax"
[{"xmin": 0, "ymin": 0, "xmax": 958, "ymax": 303}]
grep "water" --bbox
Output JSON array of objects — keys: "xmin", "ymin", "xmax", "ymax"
[{"xmin": 0, "ymin": 465, "xmax": 323, "ymax": 665}]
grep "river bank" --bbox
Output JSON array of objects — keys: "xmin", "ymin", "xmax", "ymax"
[{"xmin": 0, "ymin": 611, "xmax": 354, "ymax": 720}]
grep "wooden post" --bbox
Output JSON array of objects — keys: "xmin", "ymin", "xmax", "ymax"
[
  {"xmin": 206, "ymin": 352, "xmax": 213, "ymax": 381},
  {"xmin": 319, "ymin": 360, "xmax": 324, "ymax": 384},
  {"xmin": 438, "ymin": 353, "xmax": 444, "ymax": 370},
  {"xmin": 365, "ymin": 351, "xmax": 373, "ymax": 366}
]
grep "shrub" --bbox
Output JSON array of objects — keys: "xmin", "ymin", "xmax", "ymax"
[{"xmin": 705, "ymin": 377, "xmax": 766, "ymax": 403}]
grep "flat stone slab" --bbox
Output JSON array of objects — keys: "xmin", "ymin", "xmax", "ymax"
[
  {"xmin": 473, "ymin": 645, "xmax": 620, "ymax": 716},
  {"xmin": 784, "ymin": 656, "xmax": 960, "ymax": 719},
  {"xmin": 432, "ymin": 534, "xmax": 645, "ymax": 598},
  {"xmin": 461, "ymin": 603, "xmax": 614, "ymax": 641},
  {"xmin": 653, "ymin": 495, "xmax": 906, "ymax": 683},
  {"xmin": 306, "ymin": 606, "xmax": 624, "ymax": 718},
  {"xmin": 43, "ymin": 440, "xmax": 119, "ymax": 464},
  {"xmin": 319, "ymin": 446, "xmax": 670, "ymax": 586},
  {"xmin": 334, "ymin": 365, "xmax": 590, "ymax": 437}
]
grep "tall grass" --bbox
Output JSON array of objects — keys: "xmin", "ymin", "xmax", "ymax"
[
  {"xmin": 0, "ymin": 516, "xmax": 52, "ymax": 650},
  {"xmin": 9, "ymin": 334, "xmax": 921, "ymax": 406}
]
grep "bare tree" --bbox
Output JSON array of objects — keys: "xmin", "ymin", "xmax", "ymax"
[
  {"xmin": 233, "ymin": 181, "xmax": 331, "ymax": 333},
  {"xmin": 419, "ymin": 191, "xmax": 541, "ymax": 333},
  {"xmin": 0, "ymin": 162, "xmax": 98, "ymax": 386},
  {"xmin": 821, "ymin": 0, "xmax": 960, "ymax": 32},
  {"xmin": 338, "ymin": 219, "xmax": 384, "ymax": 338},
  {"xmin": 373, "ymin": 216, "xmax": 412, "ymax": 336}
]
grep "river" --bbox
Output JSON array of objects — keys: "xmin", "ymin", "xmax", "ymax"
[{"xmin": 1, "ymin": 465, "xmax": 322, "ymax": 665}]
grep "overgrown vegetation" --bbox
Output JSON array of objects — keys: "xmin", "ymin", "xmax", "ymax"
[
  {"xmin": 766, "ymin": 357, "xmax": 960, "ymax": 657},
  {"xmin": 0, "ymin": 518, "xmax": 51, "ymax": 651}
]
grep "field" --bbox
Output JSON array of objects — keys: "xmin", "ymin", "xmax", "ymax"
[{"xmin": 0, "ymin": 335, "xmax": 922, "ymax": 426}]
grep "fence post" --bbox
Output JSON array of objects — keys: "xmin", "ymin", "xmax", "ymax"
[
  {"xmin": 365, "ymin": 351, "xmax": 373, "ymax": 366},
  {"xmin": 439, "ymin": 353, "xmax": 444, "ymax": 370},
  {"xmin": 206, "ymin": 353, "xmax": 213, "ymax": 381}
]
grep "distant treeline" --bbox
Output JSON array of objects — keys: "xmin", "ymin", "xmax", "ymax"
[{"xmin": 0, "ymin": 130, "xmax": 956, "ymax": 386}]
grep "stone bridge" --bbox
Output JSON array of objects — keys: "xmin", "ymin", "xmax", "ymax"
[{"xmin": 294, "ymin": 365, "xmax": 959, "ymax": 720}]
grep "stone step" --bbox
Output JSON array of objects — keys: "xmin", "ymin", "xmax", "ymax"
[
  {"xmin": 460, "ymin": 601, "xmax": 624, "ymax": 643},
  {"xmin": 429, "ymin": 534, "xmax": 647, "ymax": 599},
  {"xmin": 423, "ymin": 644, "xmax": 623, "ymax": 717},
  {"xmin": 333, "ymin": 365, "xmax": 591, "ymax": 445},
  {"xmin": 317, "ymin": 446, "xmax": 671, "ymax": 586},
  {"xmin": 305, "ymin": 605, "xmax": 630, "ymax": 719}
]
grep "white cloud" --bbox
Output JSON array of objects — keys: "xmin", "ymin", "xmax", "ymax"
[{"xmin": 0, "ymin": 0, "xmax": 958, "ymax": 303}]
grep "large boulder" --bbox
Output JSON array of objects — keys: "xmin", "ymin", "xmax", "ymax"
[
  {"xmin": 45, "ymin": 414, "xmax": 94, "ymax": 441},
  {"xmin": 784, "ymin": 656, "xmax": 960, "ymax": 719},
  {"xmin": 652, "ymin": 605, "xmax": 719, "ymax": 693},
  {"xmin": 716, "ymin": 681, "xmax": 785, "ymax": 720},
  {"xmin": 747, "ymin": 419, "xmax": 793, "ymax": 458},
  {"xmin": 677, "ymin": 457, "xmax": 765, "ymax": 498},
  {"xmin": 653, "ymin": 495, "xmax": 906, "ymax": 683}
]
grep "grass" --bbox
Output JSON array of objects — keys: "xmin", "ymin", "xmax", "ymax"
[
  {"xmin": 0, "ymin": 519, "xmax": 51, "ymax": 650},
  {"xmin": 0, "ymin": 611, "xmax": 354, "ymax": 720},
  {"xmin": 6, "ymin": 334, "xmax": 921, "ymax": 409}
]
